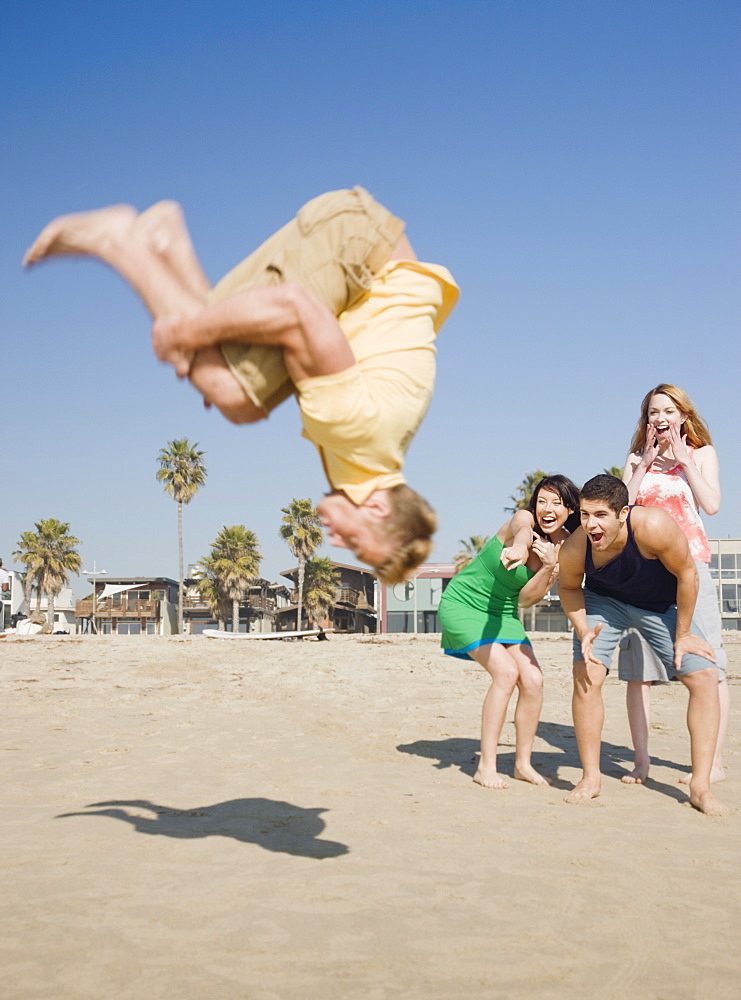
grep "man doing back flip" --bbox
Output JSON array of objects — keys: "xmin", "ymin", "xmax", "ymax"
[
  {"xmin": 23, "ymin": 187, "xmax": 459, "ymax": 582},
  {"xmin": 558, "ymin": 475, "xmax": 726, "ymax": 815}
]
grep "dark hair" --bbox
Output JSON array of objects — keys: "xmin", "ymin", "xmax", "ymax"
[
  {"xmin": 527, "ymin": 475, "xmax": 581, "ymax": 536},
  {"xmin": 580, "ymin": 474, "xmax": 629, "ymax": 514}
]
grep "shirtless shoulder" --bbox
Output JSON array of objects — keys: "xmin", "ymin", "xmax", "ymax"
[{"xmin": 631, "ymin": 505, "xmax": 683, "ymax": 558}]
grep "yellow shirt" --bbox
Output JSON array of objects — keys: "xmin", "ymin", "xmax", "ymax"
[{"xmin": 296, "ymin": 260, "xmax": 459, "ymax": 504}]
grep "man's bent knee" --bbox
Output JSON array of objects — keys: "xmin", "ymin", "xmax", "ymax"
[
  {"xmin": 680, "ymin": 665, "xmax": 720, "ymax": 690},
  {"xmin": 189, "ymin": 347, "xmax": 267, "ymax": 424},
  {"xmin": 572, "ymin": 660, "xmax": 607, "ymax": 695}
]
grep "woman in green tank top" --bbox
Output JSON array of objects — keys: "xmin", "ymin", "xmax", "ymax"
[{"xmin": 439, "ymin": 475, "xmax": 579, "ymax": 788}]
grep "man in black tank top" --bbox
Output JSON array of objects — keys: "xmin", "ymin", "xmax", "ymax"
[{"xmin": 558, "ymin": 475, "xmax": 725, "ymax": 816}]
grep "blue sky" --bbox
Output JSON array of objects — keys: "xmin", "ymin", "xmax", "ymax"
[{"xmin": 2, "ymin": 0, "xmax": 738, "ymax": 591}]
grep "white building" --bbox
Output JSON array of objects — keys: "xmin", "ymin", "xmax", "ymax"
[{"xmin": 1, "ymin": 572, "xmax": 77, "ymax": 633}]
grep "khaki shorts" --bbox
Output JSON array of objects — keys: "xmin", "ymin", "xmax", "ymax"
[{"xmin": 208, "ymin": 187, "xmax": 405, "ymax": 415}]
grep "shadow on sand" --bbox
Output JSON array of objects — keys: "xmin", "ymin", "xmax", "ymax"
[
  {"xmin": 398, "ymin": 721, "xmax": 689, "ymax": 802},
  {"xmin": 57, "ymin": 797, "xmax": 349, "ymax": 858}
]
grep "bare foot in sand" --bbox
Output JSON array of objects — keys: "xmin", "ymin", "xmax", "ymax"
[
  {"xmin": 688, "ymin": 788, "xmax": 729, "ymax": 816},
  {"xmin": 23, "ymin": 205, "xmax": 138, "ymax": 266},
  {"xmin": 473, "ymin": 766, "xmax": 509, "ymax": 789},
  {"xmin": 679, "ymin": 764, "xmax": 726, "ymax": 785},
  {"xmin": 621, "ymin": 762, "xmax": 650, "ymax": 785},
  {"xmin": 513, "ymin": 763, "xmax": 551, "ymax": 786},
  {"xmin": 564, "ymin": 777, "xmax": 601, "ymax": 804}
]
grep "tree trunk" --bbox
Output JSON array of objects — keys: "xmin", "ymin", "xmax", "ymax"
[
  {"xmin": 177, "ymin": 501, "xmax": 184, "ymax": 634},
  {"xmin": 297, "ymin": 557, "xmax": 305, "ymax": 631},
  {"xmin": 46, "ymin": 591, "xmax": 56, "ymax": 630},
  {"xmin": 232, "ymin": 598, "xmax": 240, "ymax": 633}
]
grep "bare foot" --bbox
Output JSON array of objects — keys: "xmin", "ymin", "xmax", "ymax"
[
  {"xmin": 621, "ymin": 762, "xmax": 650, "ymax": 785},
  {"xmin": 514, "ymin": 763, "xmax": 551, "ymax": 786},
  {"xmin": 564, "ymin": 777, "xmax": 601, "ymax": 804},
  {"xmin": 136, "ymin": 201, "xmax": 211, "ymax": 297},
  {"xmin": 679, "ymin": 764, "xmax": 726, "ymax": 785},
  {"xmin": 23, "ymin": 205, "xmax": 137, "ymax": 266},
  {"xmin": 688, "ymin": 788, "xmax": 729, "ymax": 816},
  {"xmin": 473, "ymin": 766, "xmax": 509, "ymax": 789}
]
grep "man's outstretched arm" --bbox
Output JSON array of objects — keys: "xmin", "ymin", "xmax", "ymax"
[
  {"xmin": 152, "ymin": 283, "xmax": 355, "ymax": 383},
  {"xmin": 558, "ymin": 531, "xmax": 606, "ymax": 672}
]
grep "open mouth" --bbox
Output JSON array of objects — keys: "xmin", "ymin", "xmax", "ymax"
[
  {"xmin": 539, "ymin": 515, "xmax": 557, "ymax": 531},
  {"xmin": 655, "ymin": 424, "xmax": 670, "ymax": 435},
  {"xmin": 589, "ymin": 531, "xmax": 604, "ymax": 544}
]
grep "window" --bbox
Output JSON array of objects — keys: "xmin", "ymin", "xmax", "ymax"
[
  {"xmin": 125, "ymin": 590, "xmax": 150, "ymax": 602},
  {"xmin": 392, "ymin": 581, "xmax": 415, "ymax": 602},
  {"xmin": 387, "ymin": 611, "xmax": 414, "ymax": 632},
  {"xmin": 720, "ymin": 554, "xmax": 736, "ymax": 580},
  {"xmin": 721, "ymin": 584, "xmax": 739, "ymax": 614},
  {"xmin": 117, "ymin": 621, "xmax": 141, "ymax": 635},
  {"xmin": 386, "ymin": 611, "xmax": 438, "ymax": 633}
]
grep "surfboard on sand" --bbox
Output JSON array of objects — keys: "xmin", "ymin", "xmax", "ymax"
[{"xmin": 203, "ymin": 628, "xmax": 334, "ymax": 641}]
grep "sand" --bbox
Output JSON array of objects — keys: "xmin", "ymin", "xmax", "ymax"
[{"xmin": 1, "ymin": 631, "xmax": 739, "ymax": 1000}]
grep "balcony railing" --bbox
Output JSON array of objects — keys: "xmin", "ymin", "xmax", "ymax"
[
  {"xmin": 76, "ymin": 598, "xmax": 161, "ymax": 618},
  {"xmin": 285, "ymin": 587, "xmax": 374, "ymax": 611},
  {"xmin": 184, "ymin": 594, "xmax": 276, "ymax": 613}
]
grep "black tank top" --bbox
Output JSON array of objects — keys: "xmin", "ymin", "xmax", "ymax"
[{"xmin": 585, "ymin": 509, "xmax": 677, "ymax": 613}]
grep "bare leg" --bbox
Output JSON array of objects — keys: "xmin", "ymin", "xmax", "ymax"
[
  {"xmin": 136, "ymin": 201, "xmax": 212, "ymax": 299},
  {"xmin": 622, "ymin": 681, "xmax": 652, "ymax": 784},
  {"xmin": 23, "ymin": 205, "xmax": 260, "ymax": 422},
  {"xmin": 24, "ymin": 205, "xmax": 203, "ymax": 319},
  {"xmin": 509, "ymin": 645, "xmax": 550, "ymax": 785},
  {"xmin": 135, "ymin": 204, "xmax": 262, "ymax": 420},
  {"xmin": 469, "ymin": 644, "xmax": 519, "ymax": 788},
  {"xmin": 679, "ymin": 676, "xmax": 730, "ymax": 787},
  {"xmin": 680, "ymin": 669, "xmax": 727, "ymax": 815},
  {"xmin": 565, "ymin": 660, "xmax": 606, "ymax": 804},
  {"xmin": 714, "ymin": 678, "xmax": 730, "ymax": 778}
]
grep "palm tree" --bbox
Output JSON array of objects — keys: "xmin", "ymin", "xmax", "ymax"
[
  {"xmin": 604, "ymin": 465, "xmax": 624, "ymax": 479},
  {"xmin": 13, "ymin": 529, "xmax": 44, "ymax": 613},
  {"xmin": 15, "ymin": 520, "xmax": 81, "ymax": 627},
  {"xmin": 453, "ymin": 535, "xmax": 491, "ymax": 574},
  {"xmin": 505, "ymin": 469, "xmax": 551, "ymax": 512},
  {"xmin": 303, "ymin": 557, "xmax": 340, "ymax": 627},
  {"xmin": 205, "ymin": 525, "xmax": 262, "ymax": 633},
  {"xmin": 279, "ymin": 499, "xmax": 324, "ymax": 631},
  {"xmin": 156, "ymin": 439, "xmax": 207, "ymax": 633},
  {"xmin": 193, "ymin": 560, "xmax": 231, "ymax": 631}
]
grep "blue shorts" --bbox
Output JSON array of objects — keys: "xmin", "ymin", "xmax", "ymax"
[{"xmin": 572, "ymin": 590, "xmax": 716, "ymax": 678}]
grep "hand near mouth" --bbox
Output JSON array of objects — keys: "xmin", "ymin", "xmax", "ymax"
[
  {"xmin": 640, "ymin": 423, "xmax": 662, "ymax": 468},
  {"xmin": 666, "ymin": 422, "xmax": 691, "ymax": 465},
  {"xmin": 531, "ymin": 536, "xmax": 558, "ymax": 571}
]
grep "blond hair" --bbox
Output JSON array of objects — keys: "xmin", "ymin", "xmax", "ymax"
[
  {"xmin": 371, "ymin": 484, "xmax": 437, "ymax": 584},
  {"xmin": 630, "ymin": 383, "xmax": 713, "ymax": 454}
]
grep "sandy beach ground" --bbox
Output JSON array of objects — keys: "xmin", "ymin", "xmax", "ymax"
[{"xmin": 2, "ymin": 631, "xmax": 739, "ymax": 1000}]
